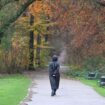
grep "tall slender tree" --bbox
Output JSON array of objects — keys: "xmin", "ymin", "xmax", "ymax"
[
  {"xmin": 29, "ymin": 14, "xmax": 35, "ymax": 70},
  {"xmin": 36, "ymin": 34, "xmax": 41, "ymax": 66}
]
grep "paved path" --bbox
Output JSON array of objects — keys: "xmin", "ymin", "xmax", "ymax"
[
  {"xmin": 21, "ymin": 69, "xmax": 105, "ymax": 105},
  {"xmin": 21, "ymin": 49, "xmax": 105, "ymax": 105}
]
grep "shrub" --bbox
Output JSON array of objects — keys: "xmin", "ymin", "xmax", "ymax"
[
  {"xmin": 66, "ymin": 64, "xmax": 84, "ymax": 77},
  {"xmin": 83, "ymin": 56, "xmax": 105, "ymax": 73}
]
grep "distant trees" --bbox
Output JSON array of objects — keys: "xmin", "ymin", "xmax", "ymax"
[{"xmin": 1, "ymin": 0, "xmax": 105, "ymax": 73}]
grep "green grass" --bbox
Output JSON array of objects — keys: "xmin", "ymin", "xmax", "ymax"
[
  {"xmin": 0, "ymin": 74, "xmax": 31, "ymax": 105},
  {"xmin": 78, "ymin": 77, "xmax": 105, "ymax": 97}
]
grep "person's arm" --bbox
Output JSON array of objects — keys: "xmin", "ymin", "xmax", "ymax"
[
  {"xmin": 49, "ymin": 63, "xmax": 54, "ymax": 76},
  {"xmin": 53, "ymin": 63, "xmax": 60, "ymax": 75}
]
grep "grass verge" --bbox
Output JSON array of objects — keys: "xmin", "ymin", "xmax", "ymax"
[
  {"xmin": 78, "ymin": 77, "xmax": 105, "ymax": 97},
  {"xmin": 65, "ymin": 70, "xmax": 105, "ymax": 97},
  {"xmin": 0, "ymin": 74, "xmax": 31, "ymax": 105}
]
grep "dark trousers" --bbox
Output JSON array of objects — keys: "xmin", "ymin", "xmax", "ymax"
[{"xmin": 49, "ymin": 74, "xmax": 60, "ymax": 90}]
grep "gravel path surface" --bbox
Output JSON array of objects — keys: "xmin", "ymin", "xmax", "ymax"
[{"xmin": 21, "ymin": 69, "xmax": 105, "ymax": 105}]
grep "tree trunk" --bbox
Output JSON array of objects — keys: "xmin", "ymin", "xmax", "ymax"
[
  {"xmin": 29, "ymin": 14, "xmax": 34, "ymax": 70},
  {"xmin": 36, "ymin": 34, "xmax": 41, "ymax": 66},
  {"xmin": 0, "ymin": 32, "xmax": 3, "ymax": 43}
]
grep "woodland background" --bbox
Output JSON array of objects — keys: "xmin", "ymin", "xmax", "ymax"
[{"xmin": 0, "ymin": 0, "xmax": 105, "ymax": 75}]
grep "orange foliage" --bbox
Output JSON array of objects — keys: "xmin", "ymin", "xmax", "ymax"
[
  {"xmin": 49, "ymin": 0, "xmax": 105, "ymax": 56},
  {"xmin": 29, "ymin": 1, "xmax": 52, "ymax": 18},
  {"xmin": 28, "ymin": 0, "xmax": 105, "ymax": 57}
]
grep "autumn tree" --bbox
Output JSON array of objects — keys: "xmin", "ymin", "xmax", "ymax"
[
  {"xmin": 44, "ymin": 0, "xmax": 105, "ymax": 73},
  {"xmin": 29, "ymin": 0, "xmax": 54, "ymax": 66}
]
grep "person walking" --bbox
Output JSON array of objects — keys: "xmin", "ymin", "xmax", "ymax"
[{"xmin": 49, "ymin": 55, "xmax": 60, "ymax": 96}]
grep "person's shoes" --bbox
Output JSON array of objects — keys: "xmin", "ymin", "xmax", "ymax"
[
  {"xmin": 51, "ymin": 89, "xmax": 57, "ymax": 96},
  {"xmin": 54, "ymin": 92, "xmax": 56, "ymax": 95},
  {"xmin": 51, "ymin": 90, "xmax": 55, "ymax": 96},
  {"xmin": 54, "ymin": 89, "xmax": 56, "ymax": 95}
]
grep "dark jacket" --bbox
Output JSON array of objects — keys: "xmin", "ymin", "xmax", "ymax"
[
  {"xmin": 49, "ymin": 62, "xmax": 60, "ymax": 76},
  {"xmin": 49, "ymin": 61, "xmax": 60, "ymax": 90}
]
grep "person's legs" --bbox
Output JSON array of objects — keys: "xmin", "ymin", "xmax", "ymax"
[
  {"xmin": 50, "ymin": 76, "xmax": 60, "ymax": 96},
  {"xmin": 55, "ymin": 75, "xmax": 60, "ymax": 89},
  {"xmin": 50, "ymin": 76, "xmax": 56, "ymax": 96},
  {"xmin": 51, "ymin": 75, "xmax": 60, "ymax": 96}
]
